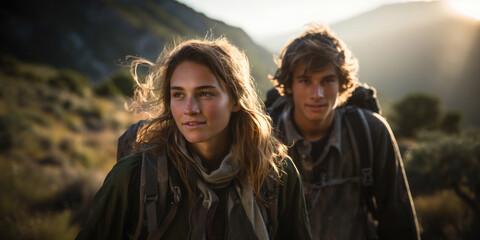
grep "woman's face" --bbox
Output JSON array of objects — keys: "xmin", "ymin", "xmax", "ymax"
[{"xmin": 170, "ymin": 61, "xmax": 240, "ymax": 148}]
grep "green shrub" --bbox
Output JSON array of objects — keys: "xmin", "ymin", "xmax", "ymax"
[
  {"xmin": 93, "ymin": 80, "xmax": 122, "ymax": 97},
  {"xmin": 48, "ymin": 70, "xmax": 90, "ymax": 96},
  {"xmin": 390, "ymin": 93, "xmax": 441, "ymax": 138},
  {"xmin": 0, "ymin": 115, "xmax": 15, "ymax": 151},
  {"xmin": 111, "ymin": 70, "xmax": 135, "ymax": 97},
  {"xmin": 406, "ymin": 129, "xmax": 480, "ymax": 238},
  {"xmin": 0, "ymin": 55, "xmax": 21, "ymax": 76},
  {"xmin": 414, "ymin": 190, "xmax": 473, "ymax": 239},
  {"xmin": 0, "ymin": 113, "xmax": 33, "ymax": 151},
  {"xmin": 440, "ymin": 111, "xmax": 462, "ymax": 134}
]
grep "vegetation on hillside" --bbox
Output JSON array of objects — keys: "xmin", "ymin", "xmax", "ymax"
[
  {"xmin": 385, "ymin": 93, "xmax": 479, "ymax": 239},
  {"xmin": 0, "ymin": 56, "xmax": 135, "ymax": 239}
]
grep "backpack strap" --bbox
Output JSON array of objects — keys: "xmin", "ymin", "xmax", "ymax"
[
  {"xmin": 132, "ymin": 148, "xmax": 182, "ymax": 240},
  {"xmin": 146, "ymin": 157, "xmax": 182, "ymax": 240},
  {"xmin": 263, "ymin": 177, "xmax": 279, "ymax": 239},
  {"xmin": 144, "ymin": 151, "xmax": 160, "ymax": 232},
  {"xmin": 344, "ymin": 107, "xmax": 378, "ymax": 219}
]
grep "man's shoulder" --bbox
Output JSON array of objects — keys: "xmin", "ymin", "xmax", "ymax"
[{"xmin": 339, "ymin": 106, "xmax": 389, "ymax": 130}]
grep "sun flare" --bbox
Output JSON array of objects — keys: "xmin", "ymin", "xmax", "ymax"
[{"xmin": 447, "ymin": 0, "xmax": 480, "ymax": 20}]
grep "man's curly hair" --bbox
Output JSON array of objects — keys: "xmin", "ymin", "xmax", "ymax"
[{"xmin": 270, "ymin": 24, "xmax": 359, "ymax": 106}]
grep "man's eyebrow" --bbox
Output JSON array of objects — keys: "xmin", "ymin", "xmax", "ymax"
[
  {"xmin": 170, "ymin": 85, "xmax": 217, "ymax": 90},
  {"xmin": 323, "ymin": 73, "xmax": 338, "ymax": 78},
  {"xmin": 294, "ymin": 75, "xmax": 310, "ymax": 78}
]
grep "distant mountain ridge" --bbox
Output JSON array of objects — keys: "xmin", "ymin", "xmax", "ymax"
[
  {"xmin": 260, "ymin": 1, "xmax": 480, "ymax": 127},
  {"xmin": 0, "ymin": 0, "xmax": 276, "ymax": 95}
]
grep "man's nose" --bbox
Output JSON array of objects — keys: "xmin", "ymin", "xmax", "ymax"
[
  {"xmin": 310, "ymin": 83, "xmax": 324, "ymax": 98},
  {"xmin": 184, "ymin": 96, "xmax": 200, "ymax": 115}
]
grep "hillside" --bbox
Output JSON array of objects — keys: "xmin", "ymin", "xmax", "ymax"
[
  {"xmin": 0, "ymin": 56, "xmax": 134, "ymax": 239},
  {"xmin": 0, "ymin": 0, "xmax": 276, "ymax": 96},
  {"xmin": 259, "ymin": 1, "xmax": 480, "ymax": 127}
]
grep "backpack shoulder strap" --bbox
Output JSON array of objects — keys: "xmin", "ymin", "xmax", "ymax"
[
  {"xmin": 263, "ymin": 177, "xmax": 279, "ymax": 239},
  {"xmin": 344, "ymin": 107, "xmax": 378, "ymax": 218},
  {"xmin": 132, "ymin": 148, "xmax": 182, "ymax": 240}
]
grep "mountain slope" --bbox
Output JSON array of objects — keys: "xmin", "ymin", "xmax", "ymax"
[{"xmin": 0, "ymin": 0, "xmax": 276, "ymax": 95}]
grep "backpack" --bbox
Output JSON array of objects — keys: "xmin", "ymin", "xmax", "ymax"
[
  {"xmin": 116, "ymin": 122, "xmax": 280, "ymax": 239},
  {"xmin": 265, "ymin": 83, "xmax": 380, "ymax": 220}
]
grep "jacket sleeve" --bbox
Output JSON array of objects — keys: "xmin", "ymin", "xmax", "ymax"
[
  {"xmin": 277, "ymin": 157, "xmax": 312, "ymax": 240},
  {"xmin": 75, "ymin": 156, "xmax": 141, "ymax": 240},
  {"xmin": 368, "ymin": 113, "xmax": 420, "ymax": 240}
]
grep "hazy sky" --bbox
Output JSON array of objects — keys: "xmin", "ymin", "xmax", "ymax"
[
  {"xmin": 176, "ymin": 0, "xmax": 479, "ymax": 42},
  {"xmin": 176, "ymin": 0, "xmax": 417, "ymax": 41}
]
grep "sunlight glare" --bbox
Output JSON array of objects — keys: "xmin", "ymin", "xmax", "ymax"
[{"xmin": 447, "ymin": 0, "xmax": 480, "ymax": 20}]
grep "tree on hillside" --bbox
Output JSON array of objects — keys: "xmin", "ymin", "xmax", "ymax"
[
  {"xmin": 406, "ymin": 130, "xmax": 480, "ymax": 238},
  {"xmin": 440, "ymin": 111, "xmax": 462, "ymax": 134},
  {"xmin": 390, "ymin": 93, "xmax": 441, "ymax": 138}
]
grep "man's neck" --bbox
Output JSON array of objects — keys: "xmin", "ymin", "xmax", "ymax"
[{"xmin": 294, "ymin": 112, "xmax": 335, "ymax": 142}]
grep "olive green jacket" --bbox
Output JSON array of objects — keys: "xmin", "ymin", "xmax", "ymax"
[{"xmin": 75, "ymin": 153, "xmax": 312, "ymax": 240}]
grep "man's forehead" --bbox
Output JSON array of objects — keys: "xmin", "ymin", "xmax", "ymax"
[{"xmin": 293, "ymin": 63, "xmax": 337, "ymax": 76}]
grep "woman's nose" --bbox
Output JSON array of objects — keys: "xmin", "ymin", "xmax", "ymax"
[{"xmin": 184, "ymin": 96, "xmax": 200, "ymax": 115}]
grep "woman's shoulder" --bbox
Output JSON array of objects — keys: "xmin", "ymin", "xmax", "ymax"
[
  {"xmin": 279, "ymin": 156, "xmax": 301, "ymax": 181},
  {"xmin": 104, "ymin": 152, "xmax": 143, "ymax": 185}
]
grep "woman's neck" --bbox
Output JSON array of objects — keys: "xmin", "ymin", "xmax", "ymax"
[{"xmin": 190, "ymin": 138, "xmax": 231, "ymax": 172}]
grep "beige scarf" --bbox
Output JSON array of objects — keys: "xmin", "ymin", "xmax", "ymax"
[{"xmin": 175, "ymin": 134, "xmax": 269, "ymax": 239}]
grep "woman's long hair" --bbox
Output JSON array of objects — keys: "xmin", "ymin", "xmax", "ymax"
[{"xmin": 127, "ymin": 37, "xmax": 288, "ymax": 200}]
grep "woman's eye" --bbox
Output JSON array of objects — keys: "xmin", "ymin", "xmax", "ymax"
[{"xmin": 172, "ymin": 92, "xmax": 184, "ymax": 98}]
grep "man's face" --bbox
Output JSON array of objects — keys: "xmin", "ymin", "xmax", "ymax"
[{"xmin": 287, "ymin": 63, "xmax": 340, "ymax": 127}]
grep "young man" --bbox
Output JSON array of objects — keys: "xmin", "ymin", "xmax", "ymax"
[{"xmin": 268, "ymin": 25, "xmax": 420, "ymax": 239}]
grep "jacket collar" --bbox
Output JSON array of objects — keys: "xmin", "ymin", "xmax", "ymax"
[{"xmin": 278, "ymin": 99, "xmax": 343, "ymax": 153}]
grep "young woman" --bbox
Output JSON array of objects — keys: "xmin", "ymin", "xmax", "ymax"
[{"xmin": 75, "ymin": 38, "xmax": 311, "ymax": 240}]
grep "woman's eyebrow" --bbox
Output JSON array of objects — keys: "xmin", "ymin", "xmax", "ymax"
[
  {"xmin": 170, "ymin": 86, "xmax": 183, "ymax": 90},
  {"xmin": 195, "ymin": 85, "xmax": 217, "ymax": 90}
]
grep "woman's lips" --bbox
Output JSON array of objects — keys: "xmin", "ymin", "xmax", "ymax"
[{"xmin": 183, "ymin": 121, "xmax": 206, "ymax": 129}]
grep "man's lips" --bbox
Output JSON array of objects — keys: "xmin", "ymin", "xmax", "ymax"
[{"xmin": 306, "ymin": 103, "xmax": 327, "ymax": 111}]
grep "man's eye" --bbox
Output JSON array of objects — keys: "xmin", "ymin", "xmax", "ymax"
[
  {"xmin": 199, "ymin": 92, "xmax": 213, "ymax": 97},
  {"xmin": 299, "ymin": 79, "xmax": 310, "ymax": 84}
]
